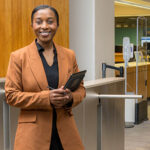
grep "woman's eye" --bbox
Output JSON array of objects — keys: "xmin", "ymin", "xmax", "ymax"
[
  {"xmin": 36, "ymin": 20, "xmax": 42, "ymax": 24},
  {"xmin": 47, "ymin": 20, "xmax": 53, "ymax": 24}
]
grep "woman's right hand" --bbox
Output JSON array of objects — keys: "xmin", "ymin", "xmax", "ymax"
[{"xmin": 50, "ymin": 86, "xmax": 72, "ymax": 108}]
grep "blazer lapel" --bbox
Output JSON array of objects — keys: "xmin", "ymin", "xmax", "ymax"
[
  {"xmin": 27, "ymin": 41, "xmax": 48, "ymax": 90},
  {"xmin": 55, "ymin": 44, "xmax": 69, "ymax": 88}
]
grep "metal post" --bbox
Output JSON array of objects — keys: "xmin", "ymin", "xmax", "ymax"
[
  {"xmin": 0, "ymin": 89, "xmax": 11, "ymax": 150},
  {"xmin": 136, "ymin": 17, "xmax": 139, "ymax": 103},
  {"xmin": 102, "ymin": 63, "xmax": 106, "ymax": 78}
]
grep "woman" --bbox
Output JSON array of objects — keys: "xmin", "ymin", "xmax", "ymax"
[{"xmin": 5, "ymin": 5, "xmax": 85, "ymax": 150}]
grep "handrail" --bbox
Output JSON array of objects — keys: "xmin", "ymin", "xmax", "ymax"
[
  {"xmin": 87, "ymin": 93, "xmax": 142, "ymax": 99},
  {"xmin": 98, "ymin": 94, "xmax": 142, "ymax": 99}
]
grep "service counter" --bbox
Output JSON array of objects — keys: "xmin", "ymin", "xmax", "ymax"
[
  {"xmin": 115, "ymin": 62, "xmax": 150, "ymax": 123},
  {"xmin": 115, "ymin": 61, "xmax": 150, "ymax": 100},
  {"xmin": 0, "ymin": 77, "xmax": 125, "ymax": 150}
]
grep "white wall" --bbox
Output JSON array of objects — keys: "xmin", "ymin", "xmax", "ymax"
[
  {"xmin": 95, "ymin": 0, "xmax": 115, "ymax": 79},
  {"xmin": 69, "ymin": 0, "xmax": 115, "ymax": 81},
  {"xmin": 69, "ymin": 0, "xmax": 95, "ymax": 81}
]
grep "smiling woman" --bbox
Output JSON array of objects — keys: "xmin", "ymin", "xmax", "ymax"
[
  {"xmin": 5, "ymin": 5, "xmax": 86, "ymax": 150},
  {"xmin": 31, "ymin": 6, "xmax": 59, "ymax": 66},
  {"xmin": 31, "ymin": 6, "xmax": 59, "ymax": 46}
]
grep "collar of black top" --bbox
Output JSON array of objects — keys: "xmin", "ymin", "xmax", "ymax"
[{"xmin": 35, "ymin": 39, "xmax": 56, "ymax": 54}]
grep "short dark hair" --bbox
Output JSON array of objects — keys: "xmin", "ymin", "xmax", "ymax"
[{"xmin": 31, "ymin": 5, "xmax": 59, "ymax": 26}]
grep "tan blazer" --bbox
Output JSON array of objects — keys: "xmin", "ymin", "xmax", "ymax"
[{"xmin": 5, "ymin": 41, "xmax": 86, "ymax": 150}]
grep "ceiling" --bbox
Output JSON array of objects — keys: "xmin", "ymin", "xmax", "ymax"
[
  {"xmin": 115, "ymin": 0, "xmax": 150, "ymax": 28},
  {"xmin": 115, "ymin": 0, "xmax": 150, "ymax": 17}
]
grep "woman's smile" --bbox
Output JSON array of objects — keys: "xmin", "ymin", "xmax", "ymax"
[{"xmin": 39, "ymin": 31, "xmax": 51, "ymax": 36}]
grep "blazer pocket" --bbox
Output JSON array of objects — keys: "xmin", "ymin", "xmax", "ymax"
[{"xmin": 18, "ymin": 110, "xmax": 37, "ymax": 123}]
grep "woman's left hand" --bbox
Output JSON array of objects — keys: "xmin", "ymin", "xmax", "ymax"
[{"xmin": 64, "ymin": 87, "xmax": 73, "ymax": 105}]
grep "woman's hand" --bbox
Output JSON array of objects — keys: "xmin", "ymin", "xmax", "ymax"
[{"xmin": 50, "ymin": 86, "xmax": 73, "ymax": 108}]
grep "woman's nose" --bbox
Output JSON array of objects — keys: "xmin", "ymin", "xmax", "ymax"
[{"xmin": 41, "ymin": 22, "xmax": 48, "ymax": 29}]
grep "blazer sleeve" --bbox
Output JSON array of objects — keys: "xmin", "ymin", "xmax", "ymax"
[
  {"xmin": 5, "ymin": 52, "xmax": 52, "ymax": 110},
  {"xmin": 71, "ymin": 52, "xmax": 86, "ymax": 108}
]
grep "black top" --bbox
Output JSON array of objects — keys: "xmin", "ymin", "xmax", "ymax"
[{"xmin": 35, "ymin": 40, "xmax": 63, "ymax": 150}]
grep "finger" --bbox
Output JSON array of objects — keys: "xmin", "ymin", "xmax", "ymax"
[
  {"xmin": 51, "ymin": 90, "xmax": 64, "ymax": 94},
  {"xmin": 51, "ymin": 95, "xmax": 68, "ymax": 102},
  {"xmin": 64, "ymin": 89, "xmax": 72, "ymax": 95},
  {"xmin": 60, "ymin": 86, "xmax": 64, "ymax": 89},
  {"xmin": 51, "ymin": 89, "xmax": 66, "ymax": 95},
  {"xmin": 51, "ymin": 93, "xmax": 66, "ymax": 98},
  {"xmin": 52, "ymin": 97, "xmax": 68, "ymax": 104},
  {"xmin": 65, "ymin": 88, "xmax": 71, "ymax": 92}
]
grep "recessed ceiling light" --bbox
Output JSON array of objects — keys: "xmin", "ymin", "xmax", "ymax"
[
  {"xmin": 124, "ymin": 24, "xmax": 128, "ymax": 27},
  {"xmin": 128, "ymin": 17, "xmax": 136, "ymax": 20},
  {"xmin": 116, "ymin": 24, "xmax": 122, "ymax": 28}
]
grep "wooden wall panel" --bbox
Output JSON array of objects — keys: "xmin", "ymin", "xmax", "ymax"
[
  {"xmin": 0, "ymin": 0, "xmax": 69, "ymax": 77},
  {"xmin": 50, "ymin": 0, "xmax": 69, "ymax": 47},
  {"xmin": 0, "ymin": 0, "xmax": 12, "ymax": 77}
]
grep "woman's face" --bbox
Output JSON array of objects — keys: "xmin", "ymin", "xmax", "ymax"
[{"xmin": 32, "ymin": 8, "xmax": 58, "ymax": 44}]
